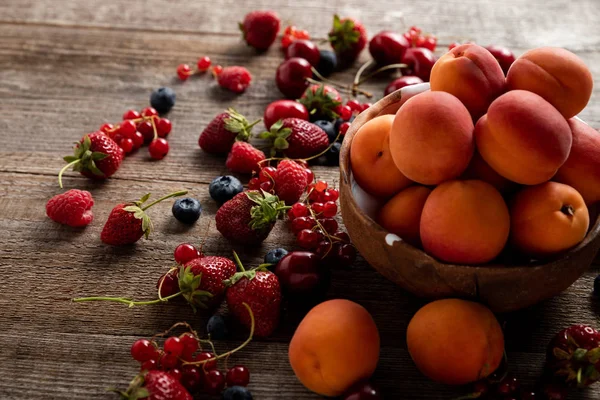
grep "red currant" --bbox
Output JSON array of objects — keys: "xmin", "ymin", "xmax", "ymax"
[
  {"xmin": 211, "ymin": 65, "xmax": 223, "ymax": 77},
  {"xmin": 333, "ymin": 230, "xmax": 350, "ymax": 243},
  {"xmin": 259, "ymin": 166, "xmax": 277, "ymax": 183},
  {"xmin": 131, "ymin": 339, "xmax": 158, "ymax": 362},
  {"xmin": 141, "ymin": 107, "xmax": 158, "ymax": 118},
  {"xmin": 336, "ymin": 244, "xmax": 357, "ymax": 267},
  {"xmin": 149, "ymin": 138, "xmax": 169, "ymax": 160},
  {"xmin": 312, "ymin": 202, "xmax": 324, "ymax": 214},
  {"xmin": 291, "ymin": 216, "xmax": 316, "ymax": 234},
  {"xmin": 322, "ymin": 201, "xmax": 337, "ymax": 218},
  {"xmin": 181, "ymin": 366, "xmax": 202, "ymax": 392},
  {"xmin": 336, "ymin": 104, "xmax": 352, "ymax": 121},
  {"xmin": 421, "ymin": 36, "xmax": 437, "ymax": 52},
  {"xmin": 259, "ymin": 180, "xmax": 274, "ymax": 192},
  {"xmin": 120, "ymin": 138, "xmax": 134, "ymax": 153},
  {"xmin": 226, "ymin": 365, "xmax": 250, "ymax": 387},
  {"xmin": 318, "ymin": 218, "xmax": 338, "ymax": 234},
  {"xmin": 123, "ymin": 109, "xmax": 141, "ymax": 120},
  {"xmin": 180, "ymin": 333, "xmax": 199, "ymax": 360},
  {"xmin": 281, "ymin": 35, "xmax": 294, "ymax": 49},
  {"xmin": 164, "ymin": 336, "xmax": 184, "ymax": 357},
  {"xmin": 327, "ymin": 188, "xmax": 339, "ymax": 201},
  {"xmin": 157, "ymin": 118, "xmax": 172, "ymax": 138},
  {"xmin": 100, "ymin": 123, "xmax": 114, "ymax": 133},
  {"xmin": 177, "ymin": 64, "xmax": 192, "ymax": 80},
  {"xmin": 197, "ymin": 56, "xmax": 211, "ymax": 72},
  {"xmin": 157, "ymin": 270, "xmax": 179, "ymax": 298},
  {"xmin": 169, "ymin": 368, "xmax": 182, "ymax": 381},
  {"xmin": 160, "ymin": 353, "xmax": 180, "ymax": 369},
  {"xmin": 204, "ymin": 369, "xmax": 226, "ymax": 395},
  {"xmin": 119, "ymin": 120, "xmax": 137, "ymax": 137},
  {"xmin": 315, "ymin": 240, "xmax": 333, "ymax": 259},
  {"xmin": 297, "ymin": 229, "xmax": 319, "ymax": 249},
  {"xmin": 248, "ymin": 177, "xmax": 260, "ymax": 190},
  {"xmin": 289, "ymin": 203, "xmax": 309, "ymax": 219},
  {"xmin": 137, "ymin": 120, "xmax": 154, "ymax": 142},
  {"xmin": 339, "ymin": 122, "xmax": 351, "ymax": 135},
  {"xmin": 305, "ymin": 168, "xmax": 314, "ymax": 183},
  {"xmin": 174, "ymin": 243, "xmax": 201, "ymax": 265},
  {"xmin": 370, "ymin": 31, "xmax": 410, "ymax": 66},
  {"xmin": 140, "ymin": 359, "xmax": 159, "ymax": 371},
  {"xmin": 194, "ymin": 351, "xmax": 217, "ymax": 371},
  {"xmin": 346, "ymin": 99, "xmax": 361, "ymax": 112},
  {"xmin": 315, "ymin": 180, "xmax": 327, "ymax": 192},
  {"xmin": 132, "ymin": 131, "xmax": 144, "ymax": 149}
]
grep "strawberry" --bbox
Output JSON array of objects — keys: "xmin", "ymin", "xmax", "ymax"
[
  {"xmin": 259, "ymin": 118, "xmax": 329, "ymax": 159},
  {"xmin": 59, "ymin": 131, "xmax": 124, "ymax": 188},
  {"xmin": 328, "ymin": 15, "xmax": 367, "ymax": 63},
  {"xmin": 239, "ymin": 10, "xmax": 281, "ymax": 51},
  {"xmin": 215, "ymin": 190, "xmax": 288, "ymax": 245},
  {"xmin": 180, "ymin": 256, "xmax": 237, "ymax": 310},
  {"xmin": 298, "ymin": 84, "xmax": 343, "ymax": 120},
  {"xmin": 274, "ymin": 159, "xmax": 309, "ymax": 205},
  {"xmin": 199, "ymin": 109, "xmax": 260, "ymax": 154},
  {"xmin": 101, "ymin": 190, "xmax": 187, "ymax": 245},
  {"xmin": 546, "ymin": 324, "xmax": 600, "ymax": 387},
  {"xmin": 115, "ymin": 370, "xmax": 192, "ymax": 400},
  {"xmin": 224, "ymin": 257, "xmax": 282, "ymax": 337},
  {"xmin": 226, "ymin": 142, "xmax": 265, "ymax": 174},
  {"xmin": 217, "ymin": 66, "xmax": 252, "ymax": 93},
  {"xmin": 46, "ymin": 189, "xmax": 94, "ymax": 227}
]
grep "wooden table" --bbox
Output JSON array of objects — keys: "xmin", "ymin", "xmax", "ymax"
[{"xmin": 1, "ymin": 0, "xmax": 599, "ymax": 398}]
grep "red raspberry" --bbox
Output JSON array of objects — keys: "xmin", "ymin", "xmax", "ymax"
[
  {"xmin": 274, "ymin": 159, "xmax": 309, "ymax": 205},
  {"xmin": 217, "ymin": 67, "xmax": 252, "ymax": 93},
  {"xmin": 46, "ymin": 189, "xmax": 94, "ymax": 227},
  {"xmin": 226, "ymin": 142, "xmax": 265, "ymax": 174}
]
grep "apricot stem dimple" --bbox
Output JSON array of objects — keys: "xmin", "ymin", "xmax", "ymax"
[
  {"xmin": 376, "ymin": 151, "xmax": 383, "ymax": 158},
  {"xmin": 561, "ymin": 204, "xmax": 575, "ymax": 217}
]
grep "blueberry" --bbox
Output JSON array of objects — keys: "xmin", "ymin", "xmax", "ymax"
[
  {"xmin": 314, "ymin": 120, "xmax": 337, "ymax": 143},
  {"xmin": 209, "ymin": 176, "xmax": 244, "ymax": 204},
  {"xmin": 172, "ymin": 197, "xmax": 201, "ymax": 224},
  {"xmin": 150, "ymin": 87, "xmax": 176, "ymax": 114},
  {"xmin": 316, "ymin": 50, "xmax": 337, "ymax": 77},
  {"xmin": 325, "ymin": 142, "xmax": 342, "ymax": 166},
  {"xmin": 264, "ymin": 248, "xmax": 288, "ymax": 265},
  {"xmin": 207, "ymin": 315, "xmax": 228, "ymax": 340},
  {"xmin": 594, "ymin": 275, "xmax": 600, "ymax": 296},
  {"xmin": 222, "ymin": 386, "xmax": 253, "ymax": 400},
  {"xmin": 334, "ymin": 115, "xmax": 355, "ymax": 136}
]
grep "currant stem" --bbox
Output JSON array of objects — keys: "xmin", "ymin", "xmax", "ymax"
[
  {"xmin": 150, "ymin": 115, "xmax": 159, "ymax": 141},
  {"xmin": 58, "ymin": 159, "xmax": 81, "ymax": 188},
  {"xmin": 72, "ymin": 291, "xmax": 182, "ymax": 307},
  {"xmin": 141, "ymin": 190, "xmax": 188, "ymax": 211}
]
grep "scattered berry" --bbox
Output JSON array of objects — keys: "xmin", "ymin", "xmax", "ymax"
[
  {"xmin": 316, "ymin": 49, "xmax": 337, "ymax": 77},
  {"xmin": 100, "ymin": 123, "xmax": 114, "ymax": 134},
  {"xmin": 337, "ymin": 243, "xmax": 357, "ymax": 267},
  {"xmin": 346, "ymin": 99, "xmax": 361, "ymax": 113},
  {"xmin": 286, "ymin": 39, "xmax": 320, "ymax": 66},
  {"xmin": 164, "ymin": 336, "xmax": 184, "ymax": 357},
  {"xmin": 46, "ymin": 189, "xmax": 94, "ymax": 227},
  {"xmin": 384, "ymin": 76, "xmax": 424, "ymax": 96},
  {"xmin": 120, "ymin": 137, "xmax": 134, "ymax": 153},
  {"xmin": 297, "ymin": 229, "xmax": 319, "ymax": 249},
  {"xmin": 149, "ymin": 138, "xmax": 169, "ymax": 160},
  {"xmin": 288, "ymin": 202, "xmax": 309, "ymax": 219},
  {"xmin": 119, "ymin": 119, "xmax": 137, "ymax": 137},
  {"xmin": 172, "ymin": 197, "xmax": 202, "ymax": 224},
  {"xmin": 547, "ymin": 324, "xmax": 600, "ymax": 386},
  {"xmin": 138, "ymin": 120, "xmax": 154, "ymax": 142},
  {"xmin": 339, "ymin": 122, "xmax": 351, "ymax": 135},
  {"xmin": 263, "ymin": 100, "xmax": 309, "ymax": 130},
  {"xmin": 226, "ymin": 142, "xmax": 265, "ymax": 174},
  {"xmin": 206, "ymin": 315, "xmax": 228, "ymax": 340},
  {"xmin": 324, "ymin": 142, "xmax": 342, "ymax": 166},
  {"xmin": 141, "ymin": 107, "xmax": 158, "ymax": 118},
  {"xmin": 204, "ymin": 369, "xmax": 226, "ymax": 395},
  {"xmin": 150, "ymin": 87, "xmax": 176, "ymax": 114},
  {"xmin": 291, "ymin": 216, "xmax": 316, "ymax": 234},
  {"xmin": 157, "ymin": 269, "xmax": 180, "ymax": 298},
  {"xmin": 140, "ymin": 359, "xmax": 159, "ymax": 371},
  {"xmin": 281, "ymin": 25, "xmax": 310, "ymax": 50},
  {"xmin": 240, "ymin": 10, "xmax": 281, "ymax": 51},
  {"xmin": 260, "ymin": 118, "xmax": 329, "ymax": 159},
  {"xmin": 369, "ymin": 30, "xmax": 409, "ymax": 65},
  {"xmin": 328, "ymin": 15, "xmax": 367, "ymax": 63},
  {"xmin": 177, "ymin": 64, "xmax": 192, "ymax": 80},
  {"xmin": 183, "ymin": 257, "xmax": 237, "ymax": 309},
  {"xmin": 157, "ymin": 118, "xmax": 172, "ymax": 137},
  {"xmin": 132, "ymin": 131, "xmax": 144, "ymax": 149},
  {"xmin": 275, "ymin": 251, "xmax": 329, "ymax": 297},
  {"xmin": 131, "ymin": 339, "xmax": 159, "ymax": 362},
  {"xmin": 217, "ymin": 66, "xmax": 252, "ymax": 93},
  {"xmin": 123, "ymin": 109, "xmax": 141, "ymax": 120},
  {"xmin": 275, "ymin": 57, "xmax": 312, "ymax": 98},
  {"xmin": 174, "ymin": 243, "xmax": 201, "ymax": 265},
  {"xmin": 197, "ymin": 56, "xmax": 211, "ymax": 71},
  {"xmin": 179, "ymin": 333, "xmax": 198, "ymax": 360},
  {"xmin": 343, "ymin": 382, "xmax": 382, "ymax": 400},
  {"xmin": 274, "ymin": 159, "xmax": 309, "ymax": 205},
  {"xmin": 226, "ymin": 365, "xmax": 250, "ymax": 387},
  {"xmin": 336, "ymin": 104, "xmax": 352, "ymax": 121},
  {"xmin": 199, "ymin": 109, "xmax": 257, "ymax": 154},
  {"xmin": 212, "ymin": 65, "xmax": 223, "ymax": 77},
  {"xmin": 265, "ymin": 248, "xmax": 289, "ymax": 265},
  {"xmin": 223, "ymin": 386, "xmax": 253, "ymax": 400},
  {"xmin": 209, "ymin": 175, "xmax": 244, "ymax": 204}
]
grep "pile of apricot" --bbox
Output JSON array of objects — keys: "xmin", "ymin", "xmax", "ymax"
[{"xmin": 351, "ymin": 44, "xmax": 597, "ymax": 264}]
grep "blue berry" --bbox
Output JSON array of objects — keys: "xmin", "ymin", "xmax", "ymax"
[
  {"xmin": 314, "ymin": 120, "xmax": 337, "ymax": 143},
  {"xmin": 150, "ymin": 87, "xmax": 176, "ymax": 114},
  {"xmin": 325, "ymin": 142, "xmax": 342, "ymax": 166},
  {"xmin": 316, "ymin": 50, "xmax": 337, "ymax": 77},
  {"xmin": 264, "ymin": 248, "xmax": 288, "ymax": 265},
  {"xmin": 207, "ymin": 315, "xmax": 228, "ymax": 340},
  {"xmin": 594, "ymin": 275, "xmax": 600, "ymax": 296},
  {"xmin": 222, "ymin": 386, "xmax": 253, "ymax": 400},
  {"xmin": 209, "ymin": 176, "xmax": 244, "ymax": 204},
  {"xmin": 172, "ymin": 197, "xmax": 201, "ymax": 224}
]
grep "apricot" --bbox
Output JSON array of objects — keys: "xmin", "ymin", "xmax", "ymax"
[
  {"xmin": 376, "ymin": 186, "xmax": 432, "ymax": 247},
  {"xmin": 420, "ymin": 180, "xmax": 510, "ymax": 264},
  {"xmin": 407, "ymin": 299, "xmax": 504, "ymax": 385},
  {"xmin": 350, "ymin": 114, "xmax": 412, "ymax": 198},
  {"xmin": 507, "ymin": 47, "xmax": 593, "ymax": 118},
  {"xmin": 510, "ymin": 182, "xmax": 589, "ymax": 257},
  {"xmin": 288, "ymin": 299, "xmax": 380, "ymax": 397},
  {"xmin": 461, "ymin": 151, "xmax": 516, "ymax": 193},
  {"xmin": 390, "ymin": 91, "xmax": 474, "ymax": 185},
  {"xmin": 554, "ymin": 119, "xmax": 600, "ymax": 205},
  {"xmin": 430, "ymin": 43, "xmax": 506, "ymax": 119},
  {"xmin": 475, "ymin": 90, "xmax": 572, "ymax": 185}
]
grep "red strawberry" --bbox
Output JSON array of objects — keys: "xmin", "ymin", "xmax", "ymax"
[
  {"xmin": 116, "ymin": 370, "xmax": 192, "ymax": 400},
  {"xmin": 328, "ymin": 15, "xmax": 367, "ymax": 63},
  {"xmin": 59, "ymin": 131, "xmax": 124, "ymax": 188},
  {"xmin": 546, "ymin": 324, "xmax": 600, "ymax": 387},
  {"xmin": 46, "ymin": 189, "xmax": 94, "ymax": 227},
  {"xmin": 224, "ymin": 260, "xmax": 282, "ymax": 337},
  {"xmin": 259, "ymin": 118, "xmax": 329, "ymax": 159},
  {"xmin": 274, "ymin": 159, "xmax": 309, "ymax": 205},
  {"xmin": 181, "ymin": 256, "xmax": 237, "ymax": 310},
  {"xmin": 216, "ymin": 190, "xmax": 288, "ymax": 245},
  {"xmin": 101, "ymin": 190, "xmax": 187, "ymax": 245},
  {"xmin": 199, "ymin": 109, "xmax": 260, "ymax": 154},
  {"xmin": 239, "ymin": 10, "xmax": 281, "ymax": 51},
  {"xmin": 226, "ymin": 142, "xmax": 265, "ymax": 174},
  {"xmin": 298, "ymin": 84, "xmax": 343, "ymax": 120},
  {"xmin": 217, "ymin": 66, "xmax": 252, "ymax": 93}
]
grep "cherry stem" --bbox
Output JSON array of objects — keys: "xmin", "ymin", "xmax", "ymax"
[
  {"xmin": 357, "ymin": 63, "xmax": 409, "ymax": 85},
  {"xmin": 141, "ymin": 190, "xmax": 188, "ymax": 211},
  {"xmin": 58, "ymin": 159, "xmax": 80, "ymax": 188},
  {"xmin": 352, "ymin": 60, "xmax": 375, "ymax": 96},
  {"xmin": 232, "ymin": 251, "xmax": 246, "ymax": 272},
  {"xmin": 309, "ymin": 68, "xmax": 373, "ymax": 98},
  {"xmin": 72, "ymin": 291, "xmax": 182, "ymax": 307}
]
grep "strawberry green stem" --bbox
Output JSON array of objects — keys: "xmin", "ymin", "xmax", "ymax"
[
  {"xmin": 247, "ymin": 118, "xmax": 262, "ymax": 130},
  {"xmin": 72, "ymin": 291, "xmax": 182, "ymax": 307},
  {"xmin": 141, "ymin": 190, "xmax": 188, "ymax": 211},
  {"xmin": 58, "ymin": 159, "xmax": 81, "ymax": 188}
]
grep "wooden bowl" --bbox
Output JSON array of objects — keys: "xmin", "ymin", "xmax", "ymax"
[{"xmin": 339, "ymin": 83, "xmax": 600, "ymax": 312}]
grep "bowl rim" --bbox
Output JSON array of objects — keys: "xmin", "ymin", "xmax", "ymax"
[{"xmin": 339, "ymin": 84, "xmax": 600, "ymax": 270}]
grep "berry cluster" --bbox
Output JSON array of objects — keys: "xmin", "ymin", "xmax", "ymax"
[
  {"xmin": 281, "ymin": 25, "xmax": 310, "ymax": 50},
  {"xmin": 177, "ymin": 56, "xmax": 252, "ymax": 93},
  {"xmin": 176, "ymin": 56, "xmax": 213, "ymax": 80},
  {"xmin": 403, "ymin": 25, "xmax": 437, "ymax": 51}
]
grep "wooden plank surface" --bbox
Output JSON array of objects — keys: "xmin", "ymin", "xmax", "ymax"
[{"xmin": 0, "ymin": 0, "xmax": 599, "ymax": 399}]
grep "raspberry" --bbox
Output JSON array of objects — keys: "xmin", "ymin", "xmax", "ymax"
[
  {"xmin": 274, "ymin": 159, "xmax": 309, "ymax": 205},
  {"xmin": 46, "ymin": 189, "xmax": 94, "ymax": 227},
  {"xmin": 226, "ymin": 142, "xmax": 265, "ymax": 174},
  {"xmin": 217, "ymin": 66, "xmax": 252, "ymax": 93}
]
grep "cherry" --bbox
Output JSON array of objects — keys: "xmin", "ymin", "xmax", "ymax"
[
  {"xmin": 211, "ymin": 65, "xmax": 223, "ymax": 77},
  {"xmin": 204, "ymin": 369, "xmax": 226, "ymax": 395},
  {"xmin": 275, "ymin": 251, "xmax": 329, "ymax": 296},
  {"xmin": 174, "ymin": 243, "xmax": 201, "ymax": 265},
  {"xmin": 346, "ymin": 99, "xmax": 361, "ymax": 113},
  {"xmin": 402, "ymin": 47, "xmax": 436, "ymax": 81},
  {"xmin": 263, "ymin": 100, "xmax": 309, "ymax": 130},
  {"xmin": 157, "ymin": 269, "xmax": 180, "ymax": 298},
  {"xmin": 157, "ymin": 118, "xmax": 172, "ymax": 138},
  {"xmin": 485, "ymin": 45, "xmax": 516, "ymax": 75},
  {"xmin": 197, "ymin": 56, "xmax": 211, "ymax": 72},
  {"xmin": 289, "ymin": 202, "xmax": 309, "ymax": 219},
  {"xmin": 140, "ymin": 359, "xmax": 159, "ymax": 371},
  {"xmin": 164, "ymin": 336, "xmax": 184, "ymax": 357},
  {"xmin": 305, "ymin": 168, "xmax": 314, "ymax": 183},
  {"xmin": 276, "ymin": 57, "xmax": 313, "ymax": 98},
  {"xmin": 177, "ymin": 64, "xmax": 192, "ymax": 80},
  {"xmin": 181, "ymin": 366, "xmax": 202, "ymax": 392},
  {"xmin": 286, "ymin": 39, "xmax": 320, "ymax": 67},
  {"xmin": 384, "ymin": 76, "xmax": 424, "ymax": 96},
  {"xmin": 119, "ymin": 119, "xmax": 137, "ymax": 137},
  {"xmin": 149, "ymin": 138, "xmax": 169, "ymax": 160},
  {"xmin": 291, "ymin": 216, "xmax": 316, "ymax": 234},
  {"xmin": 337, "ymin": 244, "xmax": 357, "ymax": 267},
  {"xmin": 137, "ymin": 120, "xmax": 154, "ymax": 142},
  {"xmin": 120, "ymin": 138, "xmax": 134, "ymax": 153},
  {"xmin": 318, "ymin": 218, "xmax": 338, "ymax": 234},
  {"xmin": 160, "ymin": 352, "xmax": 180, "ymax": 369},
  {"xmin": 179, "ymin": 333, "xmax": 199, "ymax": 360},
  {"xmin": 131, "ymin": 339, "xmax": 158, "ymax": 362},
  {"xmin": 168, "ymin": 368, "xmax": 182, "ymax": 381},
  {"xmin": 336, "ymin": 104, "xmax": 352, "ymax": 121},
  {"xmin": 194, "ymin": 351, "xmax": 217, "ymax": 371},
  {"xmin": 141, "ymin": 107, "xmax": 158, "ymax": 118},
  {"xmin": 259, "ymin": 166, "xmax": 277, "ymax": 183},
  {"xmin": 369, "ymin": 31, "xmax": 410, "ymax": 65},
  {"xmin": 123, "ymin": 109, "xmax": 141, "ymax": 120},
  {"xmin": 297, "ymin": 229, "xmax": 319, "ymax": 249},
  {"xmin": 343, "ymin": 382, "xmax": 381, "ymax": 400},
  {"xmin": 226, "ymin": 365, "xmax": 250, "ymax": 387},
  {"xmin": 132, "ymin": 131, "xmax": 144, "ymax": 149},
  {"xmin": 100, "ymin": 123, "xmax": 114, "ymax": 133}
]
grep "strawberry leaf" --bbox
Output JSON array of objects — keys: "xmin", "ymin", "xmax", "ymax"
[
  {"xmin": 246, "ymin": 190, "xmax": 289, "ymax": 231},
  {"xmin": 63, "ymin": 156, "xmax": 79, "ymax": 163},
  {"xmin": 274, "ymin": 137, "xmax": 289, "ymax": 150},
  {"xmin": 224, "ymin": 108, "xmax": 260, "ymax": 142}
]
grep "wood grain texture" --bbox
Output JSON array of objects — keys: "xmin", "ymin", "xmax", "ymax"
[{"xmin": 0, "ymin": 0, "xmax": 599, "ymax": 398}]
